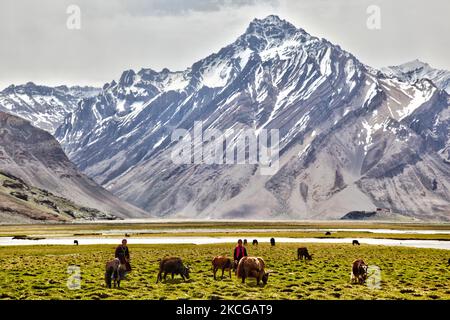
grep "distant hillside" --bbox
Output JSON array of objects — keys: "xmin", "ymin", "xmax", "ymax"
[
  {"xmin": 0, "ymin": 171, "xmax": 117, "ymax": 223},
  {"xmin": 0, "ymin": 111, "xmax": 149, "ymax": 222}
]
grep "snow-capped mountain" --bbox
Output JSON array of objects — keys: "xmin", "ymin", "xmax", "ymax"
[
  {"xmin": 0, "ymin": 111, "xmax": 148, "ymax": 220},
  {"xmin": 57, "ymin": 15, "xmax": 365, "ymax": 180},
  {"xmin": 0, "ymin": 82, "xmax": 100, "ymax": 133},
  {"xmin": 382, "ymin": 60, "xmax": 450, "ymax": 94},
  {"xmin": 55, "ymin": 15, "xmax": 450, "ymax": 220},
  {"xmin": 382, "ymin": 60, "xmax": 450, "ymax": 165}
]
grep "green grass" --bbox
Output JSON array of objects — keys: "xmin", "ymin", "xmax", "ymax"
[
  {"xmin": 1, "ymin": 222, "xmax": 450, "ymax": 240},
  {"xmin": 104, "ymin": 231, "xmax": 450, "ymax": 240},
  {"xmin": 1, "ymin": 243, "xmax": 449, "ymax": 300}
]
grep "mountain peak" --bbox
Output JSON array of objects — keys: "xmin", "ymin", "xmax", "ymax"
[
  {"xmin": 398, "ymin": 59, "xmax": 431, "ymax": 71},
  {"xmin": 239, "ymin": 15, "xmax": 300, "ymax": 51},
  {"xmin": 246, "ymin": 14, "xmax": 297, "ymax": 34},
  {"xmin": 119, "ymin": 69, "xmax": 136, "ymax": 87},
  {"xmin": 382, "ymin": 59, "xmax": 450, "ymax": 94},
  {"xmin": 251, "ymin": 15, "xmax": 289, "ymax": 26}
]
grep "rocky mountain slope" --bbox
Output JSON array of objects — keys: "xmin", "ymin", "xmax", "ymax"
[
  {"xmin": 382, "ymin": 60, "xmax": 450, "ymax": 94},
  {"xmin": 0, "ymin": 82, "xmax": 100, "ymax": 133},
  {"xmin": 0, "ymin": 171, "xmax": 117, "ymax": 223},
  {"xmin": 53, "ymin": 15, "xmax": 450, "ymax": 220},
  {"xmin": 0, "ymin": 111, "xmax": 148, "ymax": 221}
]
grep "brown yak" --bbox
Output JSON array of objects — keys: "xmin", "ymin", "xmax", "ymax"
[
  {"xmin": 156, "ymin": 257, "xmax": 190, "ymax": 283},
  {"xmin": 212, "ymin": 256, "xmax": 233, "ymax": 280},
  {"xmin": 297, "ymin": 247, "xmax": 313, "ymax": 260},
  {"xmin": 351, "ymin": 259, "xmax": 368, "ymax": 284},
  {"xmin": 236, "ymin": 256, "xmax": 271, "ymax": 286}
]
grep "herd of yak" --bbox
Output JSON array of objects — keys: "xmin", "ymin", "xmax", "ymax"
[{"xmin": 104, "ymin": 237, "xmax": 370, "ymax": 289}]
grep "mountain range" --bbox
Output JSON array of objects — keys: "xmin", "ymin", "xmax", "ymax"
[
  {"xmin": 0, "ymin": 82, "xmax": 100, "ymax": 134},
  {"xmin": 1, "ymin": 15, "xmax": 449, "ymax": 221},
  {"xmin": 382, "ymin": 60, "xmax": 450, "ymax": 94}
]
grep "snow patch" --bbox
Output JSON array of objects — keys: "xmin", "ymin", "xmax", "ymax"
[{"xmin": 396, "ymin": 86, "xmax": 435, "ymax": 120}]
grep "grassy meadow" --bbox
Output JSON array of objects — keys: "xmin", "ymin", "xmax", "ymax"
[
  {"xmin": 1, "ymin": 242, "xmax": 449, "ymax": 300},
  {"xmin": 2, "ymin": 221, "xmax": 450, "ymax": 240}
]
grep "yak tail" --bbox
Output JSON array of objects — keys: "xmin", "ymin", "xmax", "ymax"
[{"xmin": 236, "ymin": 260, "xmax": 243, "ymax": 278}]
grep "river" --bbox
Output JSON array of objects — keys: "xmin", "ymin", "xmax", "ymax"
[{"xmin": 1, "ymin": 236, "xmax": 449, "ymax": 250}]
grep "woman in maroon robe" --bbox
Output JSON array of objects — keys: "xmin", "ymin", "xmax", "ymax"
[{"xmin": 115, "ymin": 239, "xmax": 131, "ymax": 272}]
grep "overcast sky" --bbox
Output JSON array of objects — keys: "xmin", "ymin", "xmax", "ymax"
[{"xmin": 1, "ymin": 0, "xmax": 449, "ymax": 89}]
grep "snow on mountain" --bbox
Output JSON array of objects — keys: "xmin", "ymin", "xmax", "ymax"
[
  {"xmin": 54, "ymin": 15, "xmax": 449, "ymax": 220},
  {"xmin": 382, "ymin": 59, "xmax": 450, "ymax": 94},
  {"xmin": 0, "ymin": 82, "xmax": 100, "ymax": 133},
  {"xmin": 383, "ymin": 60, "xmax": 450, "ymax": 166}
]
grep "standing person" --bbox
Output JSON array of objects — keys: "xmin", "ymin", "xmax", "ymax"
[
  {"xmin": 115, "ymin": 239, "xmax": 131, "ymax": 275},
  {"xmin": 233, "ymin": 239, "xmax": 248, "ymax": 268}
]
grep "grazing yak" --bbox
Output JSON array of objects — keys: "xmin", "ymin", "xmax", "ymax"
[
  {"xmin": 351, "ymin": 259, "xmax": 368, "ymax": 284},
  {"xmin": 105, "ymin": 258, "xmax": 126, "ymax": 288},
  {"xmin": 212, "ymin": 256, "xmax": 234, "ymax": 280},
  {"xmin": 325, "ymin": 232, "xmax": 331, "ymax": 236},
  {"xmin": 236, "ymin": 256, "xmax": 271, "ymax": 285},
  {"xmin": 297, "ymin": 247, "xmax": 313, "ymax": 260},
  {"xmin": 352, "ymin": 240, "xmax": 360, "ymax": 246},
  {"xmin": 252, "ymin": 239, "xmax": 258, "ymax": 246},
  {"xmin": 156, "ymin": 257, "xmax": 190, "ymax": 283},
  {"xmin": 74, "ymin": 240, "xmax": 78, "ymax": 246},
  {"xmin": 270, "ymin": 238, "xmax": 275, "ymax": 246}
]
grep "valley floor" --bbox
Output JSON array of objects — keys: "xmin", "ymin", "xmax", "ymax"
[
  {"xmin": 0, "ymin": 222, "xmax": 449, "ymax": 300},
  {"xmin": 0, "ymin": 243, "xmax": 449, "ymax": 300},
  {"xmin": 2, "ymin": 221, "xmax": 450, "ymax": 241}
]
